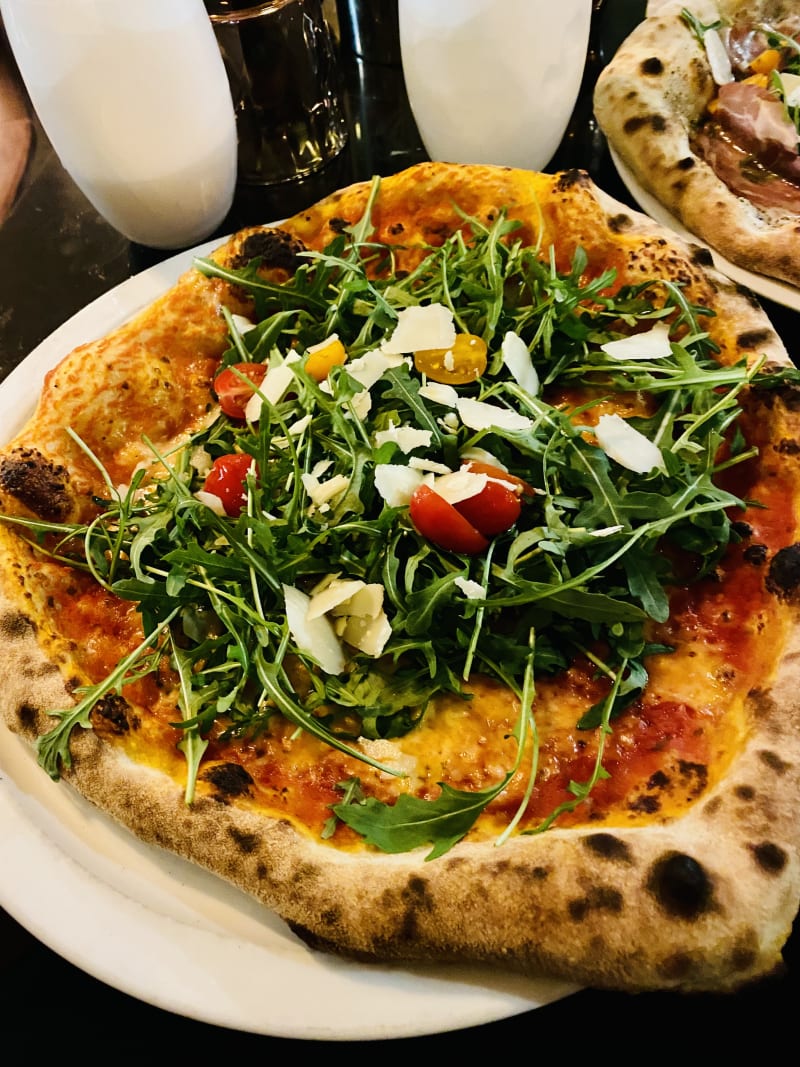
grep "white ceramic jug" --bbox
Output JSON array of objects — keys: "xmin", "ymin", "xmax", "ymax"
[
  {"xmin": 0, "ymin": 0, "xmax": 238, "ymax": 248},
  {"xmin": 398, "ymin": 0, "xmax": 593, "ymax": 171}
]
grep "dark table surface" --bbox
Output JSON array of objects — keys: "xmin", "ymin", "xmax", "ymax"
[{"xmin": 2, "ymin": 1, "xmax": 798, "ymax": 1051}]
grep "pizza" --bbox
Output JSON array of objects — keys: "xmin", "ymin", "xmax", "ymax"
[
  {"xmin": 593, "ymin": 0, "xmax": 800, "ymax": 289},
  {"xmin": 1, "ymin": 161, "xmax": 800, "ymax": 995}
]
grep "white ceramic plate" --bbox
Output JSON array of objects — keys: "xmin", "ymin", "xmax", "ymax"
[
  {"xmin": 609, "ymin": 147, "xmax": 800, "ymax": 313},
  {"xmin": 0, "ymin": 239, "xmax": 577, "ymax": 1041}
]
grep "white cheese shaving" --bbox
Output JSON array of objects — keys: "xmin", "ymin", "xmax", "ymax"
[
  {"xmin": 194, "ymin": 490, "xmax": 227, "ymax": 516},
  {"xmin": 307, "ymin": 578, "xmax": 367, "ymax": 619},
  {"xmin": 501, "ymin": 331, "xmax": 540, "ymax": 396},
  {"xmin": 600, "ymin": 321, "xmax": 672, "ymax": 361},
  {"xmin": 454, "ymin": 577, "xmax": 486, "ymax": 599},
  {"xmin": 244, "ymin": 352, "xmax": 301, "ymax": 421},
  {"xmin": 345, "ymin": 348, "xmax": 408, "ymax": 389},
  {"xmin": 283, "ymin": 584, "xmax": 345, "ymax": 675},
  {"xmin": 374, "ymin": 463, "xmax": 427, "ymax": 506},
  {"xmin": 432, "ymin": 469, "xmax": 486, "ymax": 505},
  {"xmin": 190, "ymin": 446, "xmax": 213, "ymax": 476},
  {"xmin": 374, "ymin": 422, "xmax": 433, "ymax": 453},
  {"xmin": 382, "ymin": 303, "xmax": 456, "ymax": 354},
  {"xmin": 301, "ymin": 471, "xmax": 350, "ymax": 506},
  {"xmin": 595, "ymin": 413, "xmax": 664, "ymax": 474},
  {"xmin": 306, "ymin": 332, "xmax": 340, "ymax": 354},
  {"xmin": 231, "ymin": 314, "xmax": 256, "ymax": 334},
  {"xmin": 779, "ymin": 71, "xmax": 800, "ymax": 108},
  {"xmin": 703, "ymin": 27, "xmax": 734, "ymax": 85},
  {"xmin": 338, "ymin": 612, "xmax": 392, "ymax": 657},
  {"xmin": 455, "ymin": 397, "xmax": 533, "ymax": 432},
  {"xmin": 419, "ymin": 381, "xmax": 458, "ymax": 407},
  {"xmin": 408, "ymin": 456, "xmax": 453, "ymax": 474}
]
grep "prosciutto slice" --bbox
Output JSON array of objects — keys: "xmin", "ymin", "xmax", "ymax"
[{"xmin": 695, "ymin": 81, "xmax": 800, "ymax": 209}]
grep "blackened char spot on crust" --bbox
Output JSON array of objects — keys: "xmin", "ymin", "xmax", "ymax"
[
  {"xmin": 328, "ymin": 216, "xmax": 349, "ymax": 235},
  {"xmin": 200, "ymin": 761, "xmax": 254, "ymax": 800},
  {"xmin": 91, "ymin": 693, "xmax": 139, "ymax": 735},
  {"xmin": 388, "ymin": 222, "xmax": 404, "ymax": 236},
  {"xmin": 775, "ymin": 438, "xmax": 800, "ymax": 455},
  {"xmin": 583, "ymin": 832, "xmax": 633, "ymax": 863},
  {"xmin": 554, "ymin": 169, "xmax": 591, "ymax": 193},
  {"xmin": 0, "ymin": 448, "xmax": 72, "ymax": 522},
  {"xmin": 287, "ymin": 922, "xmax": 376, "ymax": 961},
  {"xmin": 641, "ymin": 56, "xmax": 664, "ymax": 75},
  {"xmin": 227, "ymin": 826, "xmax": 259, "ymax": 854},
  {"xmin": 623, "ymin": 114, "xmax": 667, "ymax": 136},
  {"xmin": 678, "ymin": 760, "xmax": 708, "ymax": 798},
  {"xmin": 737, "ymin": 328, "xmax": 776, "ymax": 351},
  {"xmin": 607, "ymin": 211, "xmax": 635, "ymax": 234},
  {"xmin": 690, "ymin": 245, "xmax": 714, "ymax": 268},
  {"xmin": 230, "ymin": 229, "xmax": 307, "ymax": 274},
  {"xmin": 766, "ymin": 544, "xmax": 800, "ymax": 599},
  {"xmin": 731, "ymin": 520, "xmax": 753, "ymax": 538},
  {"xmin": 17, "ymin": 703, "xmax": 39, "ymax": 733},
  {"xmin": 759, "ymin": 748, "xmax": 790, "ymax": 774},
  {"xmin": 749, "ymin": 841, "xmax": 788, "ymax": 874},
  {"xmin": 0, "ymin": 610, "xmax": 34, "ymax": 640},
  {"xmin": 567, "ymin": 885, "xmax": 624, "ymax": 921},
  {"xmin": 646, "ymin": 851, "xmax": 715, "ymax": 919},
  {"xmin": 676, "ymin": 156, "xmax": 696, "ymax": 171}
]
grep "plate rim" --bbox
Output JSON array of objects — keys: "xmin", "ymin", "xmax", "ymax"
[{"xmin": 608, "ymin": 146, "xmax": 800, "ymax": 313}]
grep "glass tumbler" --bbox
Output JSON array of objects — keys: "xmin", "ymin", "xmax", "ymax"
[{"xmin": 205, "ymin": 0, "xmax": 349, "ymax": 185}]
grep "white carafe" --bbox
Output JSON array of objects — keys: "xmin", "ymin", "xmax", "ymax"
[
  {"xmin": 0, "ymin": 0, "xmax": 238, "ymax": 248},
  {"xmin": 398, "ymin": 0, "xmax": 593, "ymax": 172}
]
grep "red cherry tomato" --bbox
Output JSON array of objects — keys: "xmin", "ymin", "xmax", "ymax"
[
  {"xmin": 203, "ymin": 453, "xmax": 257, "ymax": 516},
  {"xmin": 454, "ymin": 476, "xmax": 522, "ymax": 537},
  {"xmin": 214, "ymin": 363, "xmax": 267, "ymax": 419},
  {"xmin": 409, "ymin": 484, "xmax": 489, "ymax": 555}
]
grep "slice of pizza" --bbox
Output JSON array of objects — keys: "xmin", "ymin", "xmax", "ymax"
[
  {"xmin": 594, "ymin": 0, "xmax": 800, "ymax": 288},
  {"xmin": 1, "ymin": 162, "xmax": 799, "ymax": 994}
]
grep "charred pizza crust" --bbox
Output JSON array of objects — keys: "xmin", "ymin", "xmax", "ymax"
[
  {"xmin": 1, "ymin": 163, "xmax": 799, "ymax": 993},
  {"xmin": 594, "ymin": 0, "xmax": 800, "ymax": 289}
]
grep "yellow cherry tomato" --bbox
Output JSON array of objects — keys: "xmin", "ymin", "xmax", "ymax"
[
  {"xmin": 305, "ymin": 335, "xmax": 347, "ymax": 381},
  {"xmin": 413, "ymin": 333, "xmax": 488, "ymax": 384}
]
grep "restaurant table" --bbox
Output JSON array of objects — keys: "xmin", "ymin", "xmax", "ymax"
[{"xmin": 1, "ymin": 1, "xmax": 798, "ymax": 1051}]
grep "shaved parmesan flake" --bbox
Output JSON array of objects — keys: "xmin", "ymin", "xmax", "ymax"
[
  {"xmin": 340, "ymin": 612, "xmax": 392, "ymax": 657},
  {"xmin": 461, "ymin": 446, "xmax": 505, "ymax": 468},
  {"xmin": 308, "ymin": 578, "xmax": 367, "ymax": 619},
  {"xmin": 600, "ymin": 322, "xmax": 672, "ymax": 361},
  {"xmin": 348, "ymin": 389, "xmax": 372, "ymax": 421},
  {"xmin": 283, "ymin": 584, "xmax": 345, "ymax": 675},
  {"xmin": 409, "ymin": 456, "xmax": 452, "ymax": 474},
  {"xmin": 231, "ymin": 314, "xmax": 256, "ymax": 334},
  {"xmin": 779, "ymin": 71, "xmax": 800, "ymax": 108},
  {"xmin": 194, "ymin": 490, "xmax": 226, "ymax": 516},
  {"xmin": 306, "ymin": 332, "xmax": 340, "ymax": 354},
  {"xmin": 456, "ymin": 397, "xmax": 533, "ymax": 432},
  {"xmin": 244, "ymin": 352, "xmax": 301, "ymax": 421},
  {"xmin": 419, "ymin": 381, "xmax": 458, "ymax": 407},
  {"xmin": 358, "ymin": 739, "xmax": 417, "ymax": 778},
  {"xmin": 595, "ymin": 414, "xmax": 664, "ymax": 474},
  {"xmin": 374, "ymin": 464, "xmax": 426, "ymax": 506},
  {"xmin": 382, "ymin": 303, "xmax": 456, "ymax": 354},
  {"xmin": 433, "ymin": 469, "xmax": 486, "ymax": 504},
  {"xmin": 454, "ymin": 577, "xmax": 485, "ymax": 599},
  {"xmin": 332, "ymin": 583, "xmax": 385, "ymax": 619},
  {"xmin": 190, "ymin": 446, "xmax": 213, "ymax": 476},
  {"xmin": 374, "ymin": 423, "xmax": 433, "ymax": 453},
  {"xmin": 703, "ymin": 28, "xmax": 734, "ymax": 85},
  {"xmin": 589, "ymin": 525, "xmax": 624, "ymax": 537},
  {"xmin": 501, "ymin": 331, "xmax": 540, "ymax": 396},
  {"xmin": 346, "ymin": 348, "xmax": 407, "ymax": 389},
  {"xmin": 301, "ymin": 472, "xmax": 349, "ymax": 506}
]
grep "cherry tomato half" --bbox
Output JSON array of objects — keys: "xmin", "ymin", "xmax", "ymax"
[
  {"xmin": 409, "ymin": 483, "xmax": 489, "ymax": 555},
  {"xmin": 203, "ymin": 453, "xmax": 257, "ymax": 516},
  {"xmin": 454, "ymin": 476, "xmax": 522, "ymax": 537},
  {"xmin": 214, "ymin": 362, "xmax": 268, "ymax": 420}
]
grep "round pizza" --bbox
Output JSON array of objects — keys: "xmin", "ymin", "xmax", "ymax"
[
  {"xmin": 594, "ymin": 0, "xmax": 800, "ymax": 289},
  {"xmin": 1, "ymin": 161, "xmax": 799, "ymax": 994}
]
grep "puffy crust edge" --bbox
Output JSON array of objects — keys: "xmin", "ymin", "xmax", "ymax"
[{"xmin": 594, "ymin": 1, "xmax": 800, "ymax": 288}]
